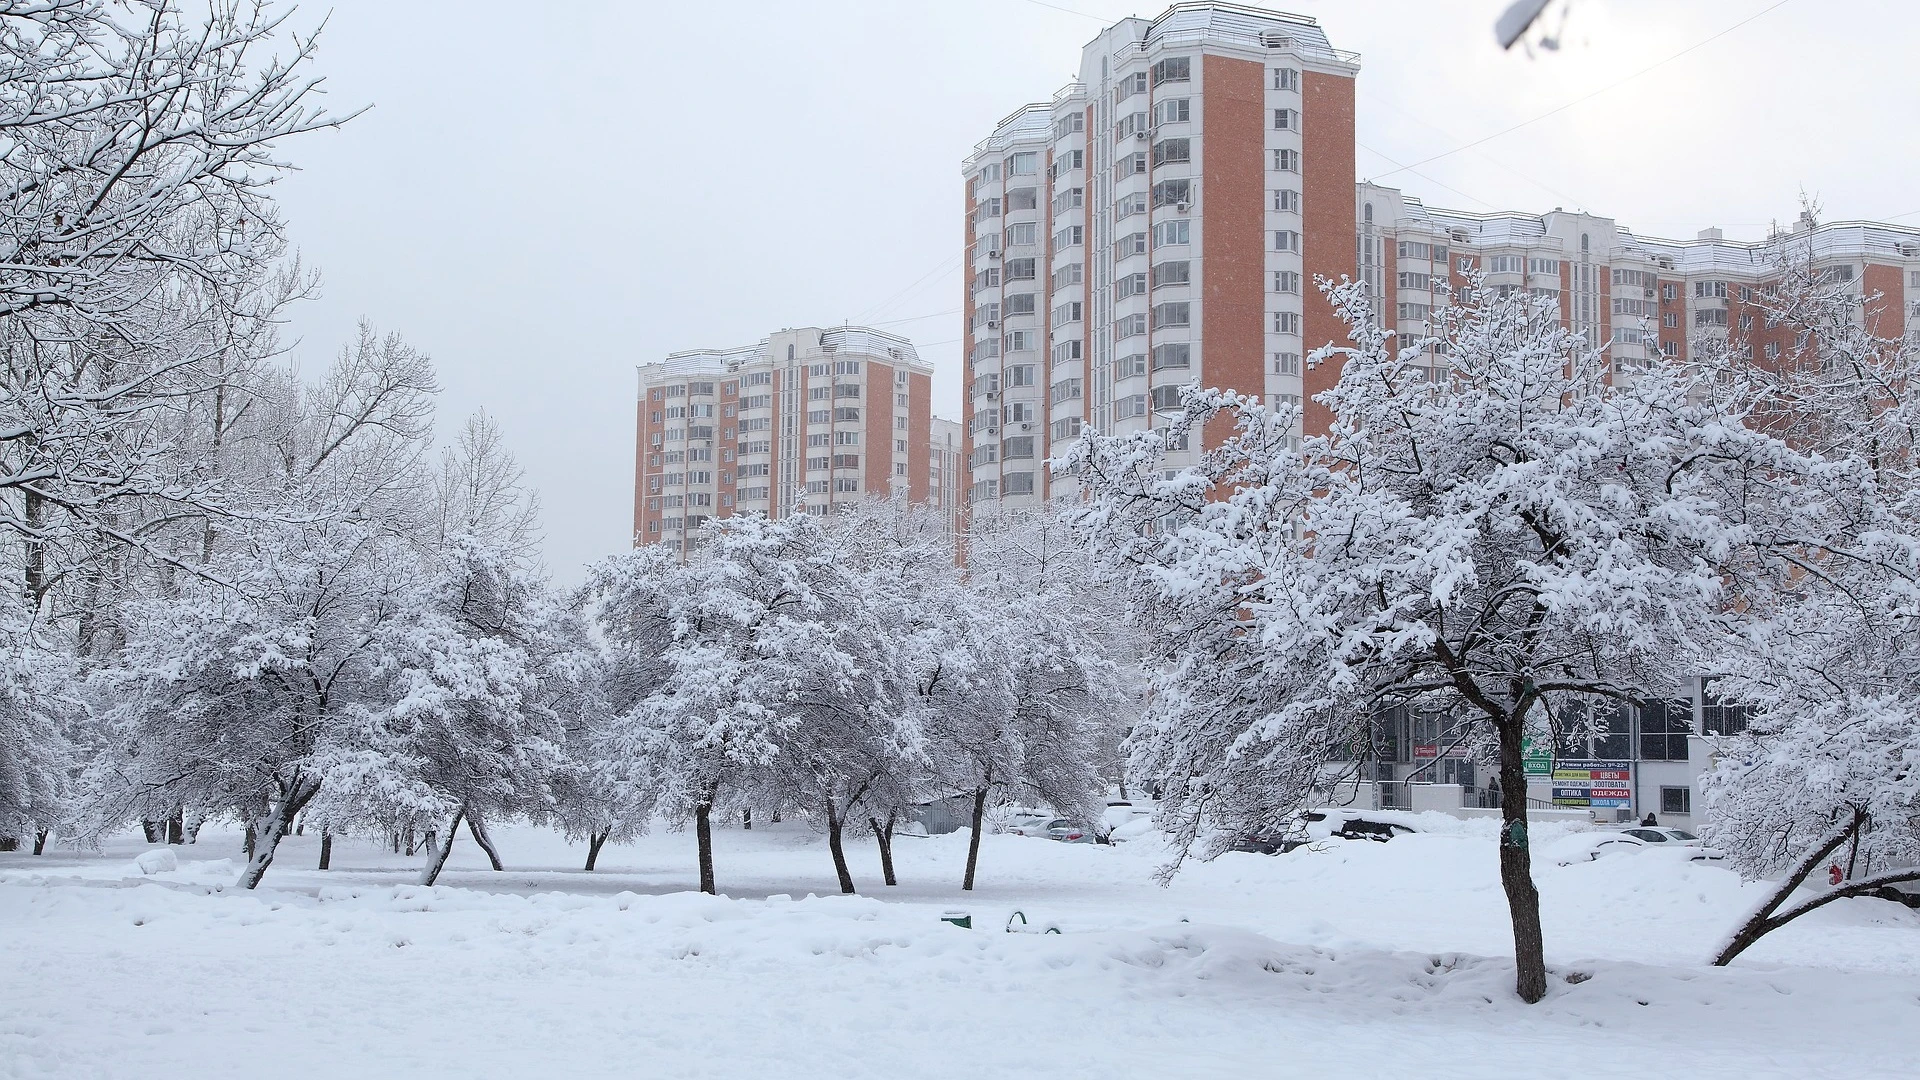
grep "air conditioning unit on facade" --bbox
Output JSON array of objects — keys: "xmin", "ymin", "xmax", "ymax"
[
  {"xmin": 1135, "ymin": 131, "xmax": 1149, "ymax": 142},
  {"xmin": 986, "ymin": 320, "xmax": 999, "ymax": 329},
  {"xmin": 1020, "ymin": 422, "xmax": 1033, "ymax": 432},
  {"xmin": 1645, "ymin": 288, "xmax": 1655, "ymax": 299},
  {"xmin": 1176, "ymin": 200, "xmax": 1190, "ymax": 212},
  {"xmin": 988, "ymin": 250, "xmax": 1001, "ymax": 260}
]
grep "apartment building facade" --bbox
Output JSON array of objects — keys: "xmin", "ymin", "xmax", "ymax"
[
  {"xmin": 961, "ymin": 2, "xmax": 1357, "ymax": 509},
  {"xmin": 633, "ymin": 326, "xmax": 938, "ymax": 554}
]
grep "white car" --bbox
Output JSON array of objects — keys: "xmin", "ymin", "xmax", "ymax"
[
  {"xmin": 1617, "ymin": 826, "xmax": 1702, "ymax": 846},
  {"xmin": 1544, "ymin": 830, "xmax": 1726, "ymax": 866},
  {"xmin": 998, "ymin": 810, "xmax": 1056, "ymax": 838}
]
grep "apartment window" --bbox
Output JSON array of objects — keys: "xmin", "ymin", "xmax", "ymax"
[
  {"xmin": 1740, "ymin": 313, "xmax": 1754, "ymax": 332},
  {"xmin": 1114, "ymin": 191, "xmax": 1148, "ymax": 220},
  {"xmin": 895, "ymin": 416, "xmax": 908, "ymax": 429},
  {"xmin": 832, "ymin": 383, "xmax": 861, "ymax": 399},
  {"xmin": 1273, "ymin": 230, "xmax": 1301, "ymax": 252},
  {"xmin": 1398, "ymin": 241, "xmax": 1431, "ymax": 259},
  {"xmin": 1396, "ymin": 272, "xmax": 1430, "ymax": 291},
  {"xmin": 1662, "ymin": 340, "xmax": 1678, "ymax": 357},
  {"xmin": 807, "ymin": 455, "xmax": 830, "ymax": 471},
  {"xmin": 1272, "ymin": 67, "xmax": 1299, "ymax": 91},
  {"xmin": 1151, "ymin": 180, "xmax": 1191, "ymax": 209},
  {"xmin": 1662, "ymin": 283, "xmax": 1678, "ymax": 301},
  {"xmin": 1115, "ymin": 314, "xmax": 1148, "ymax": 340},
  {"xmin": 832, "ymin": 454, "xmax": 860, "ymax": 469},
  {"xmin": 1639, "ymin": 699, "xmax": 1693, "ymax": 761},
  {"xmin": 1663, "ymin": 312, "xmax": 1679, "ymax": 328},
  {"xmin": 1273, "ymin": 271, "xmax": 1300, "ymax": 294},
  {"xmin": 1272, "ymin": 351, "xmax": 1301, "ymax": 376},
  {"xmin": 1004, "ymin": 256, "xmax": 1038, "ymax": 282},
  {"xmin": 1153, "ymin": 98, "xmax": 1190, "ymax": 125},
  {"xmin": 1002, "ymin": 402, "xmax": 1037, "ymax": 423},
  {"xmin": 1694, "ymin": 280, "xmax": 1728, "ymax": 299},
  {"xmin": 975, "ymin": 197, "xmax": 1001, "ymax": 219},
  {"xmin": 1115, "ymin": 151, "xmax": 1147, "ymax": 179},
  {"xmin": 1052, "ymin": 300, "xmax": 1083, "ymax": 324},
  {"xmin": 1272, "ymin": 148, "xmax": 1298, "ymax": 172},
  {"xmin": 1151, "ymin": 138, "xmax": 1190, "ymax": 166},
  {"xmin": 1053, "ymin": 225, "xmax": 1084, "ymax": 250},
  {"xmin": 808, "ymin": 386, "xmax": 831, "ymax": 401},
  {"xmin": 1273, "ymin": 189, "xmax": 1300, "ymax": 213},
  {"xmin": 1051, "ymin": 187, "xmax": 1084, "ymax": 216},
  {"xmin": 1487, "ymin": 255, "xmax": 1523, "ymax": 274},
  {"xmin": 1115, "ymin": 70, "xmax": 1148, "ymax": 101},
  {"xmin": 1051, "ymin": 416, "xmax": 1083, "ymax": 441},
  {"xmin": 1694, "ymin": 308, "xmax": 1728, "ymax": 327},
  {"xmin": 1273, "ymin": 311, "xmax": 1301, "ymax": 334},
  {"xmin": 1151, "ymin": 342, "xmax": 1191, "ymax": 371},
  {"xmin": 1660, "ymin": 787, "xmax": 1692, "ymax": 815},
  {"xmin": 834, "ymin": 430, "xmax": 860, "ymax": 446},
  {"xmin": 1006, "ymin": 364, "xmax": 1037, "ymax": 387},
  {"xmin": 1005, "ymin": 293, "xmax": 1036, "ymax": 316},
  {"xmin": 1004, "ymin": 222, "xmax": 1038, "ymax": 247},
  {"xmin": 1116, "ymin": 271, "xmax": 1148, "ymax": 299},
  {"xmin": 1051, "ymin": 339, "xmax": 1082, "ymax": 366},
  {"xmin": 1151, "ymin": 260, "xmax": 1191, "ymax": 288},
  {"xmin": 1151, "ymin": 301, "xmax": 1191, "ymax": 329},
  {"xmin": 1050, "ymin": 149, "xmax": 1083, "ymax": 177},
  {"xmin": 1003, "ymin": 329, "xmax": 1039, "ymax": 352},
  {"xmin": 1153, "ymin": 220, "xmax": 1190, "ymax": 247},
  {"xmin": 833, "ymin": 407, "xmax": 861, "ymax": 422},
  {"xmin": 1002, "ymin": 436, "xmax": 1035, "ymax": 460},
  {"xmin": 1272, "ymin": 108, "xmax": 1297, "ymax": 130},
  {"xmin": 1051, "ymin": 262, "xmax": 1084, "ymax": 291},
  {"xmin": 1116, "ymin": 353, "xmax": 1147, "ymax": 379},
  {"xmin": 1764, "ymin": 341, "xmax": 1780, "ymax": 360},
  {"xmin": 1007, "ymin": 151, "xmax": 1039, "ymax": 175},
  {"xmin": 1116, "ymin": 231, "xmax": 1148, "ymax": 258},
  {"xmin": 1053, "ymin": 112, "xmax": 1084, "ymax": 140},
  {"xmin": 1115, "ymin": 110, "xmax": 1148, "ymax": 140},
  {"xmin": 1150, "ymin": 56, "xmax": 1190, "ymax": 85},
  {"xmin": 1115, "ymin": 394, "xmax": 1149, "ymax": 419},
  {"xmin": 1050, "ymin": 377, "xmax": 1084, "ymax": 404},
  {"xmin": 1006, "ymin": 186, "xmax": 1038, "ymax": 212},
  {"xmin": 1528, "ymin": 258, "xmax": 1559, "ymax": 275},
  {"xmin": 1149, "ymin": 384, "xmax": 1184, "ymax": 412}
]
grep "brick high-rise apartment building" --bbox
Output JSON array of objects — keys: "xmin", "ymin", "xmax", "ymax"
[
  {"xmin": 634, "ymin": 326, "xmax": 940, "ymax": 554},
  {"xmin": 963, "ymin": 1, "xmax": 1920, "ymax": 517},
  {"xmin": 962, "ymin": 3, "xmax": 1358, "ymax": 508}
]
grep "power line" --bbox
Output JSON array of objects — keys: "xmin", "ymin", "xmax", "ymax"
[
  {"xmin": 1356, "ymin": 140, "xmax": 1499, "ymax": 211},
  {"xmin": 1017, "ymin": 0, "xmax": 1109, "ymax": 22},
  {"xmin": 1371, "ymin": 0, "xmax": 1795, "ymax": 182}
]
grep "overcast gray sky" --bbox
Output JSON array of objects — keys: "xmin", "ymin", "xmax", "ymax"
[{"xmin": 270, "ymin": 0, "xmax": 1917, "ymax": 582}]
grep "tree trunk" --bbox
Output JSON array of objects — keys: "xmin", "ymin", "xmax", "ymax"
[
  {"xmin": 390, "ymin": 830, "xmax": 400, "ymax": 854},
  {"xmin": 695, "ymin": 800, "xmax": 716, "ymax": 895},
  {"xmin": 243, "ymin": 820, "xmax": 257, "ymax": 860},
  {"xmin": 403, "ymin": 825, "xmax": 416, "ymax": 857},
  {"xmin": 870, "ymin": 810, "xmax": 897, "ymax": 887},
  {"xmin": 141, "ymin": 820, "xmax": 161, "ymax": 844},
  {"xmin": 419, "ymin": 806, "xmax": 468, "ymax": 887},
  {"xmin": 318, "ymin": 828, "xmax": 333, "ymax": 870},
  {"xmin": 33, "ymin": 830, "xmax": 48, "ymax": 855},
  {"xmin": 166, "ymin": 811, "xmax": 183, "ymax": 845},
  {"xmin": 963, "ymin": 786, "xmax": 988, "ymax": 892},
  {"xmin": 1710, "ymin": 808, "xmax": 1913, "ymax": 967},
  {"xmin": 771, "ymin": 809, "xmax": 780, "ymax": 824},
  {"xmin": 0, "ymin": 836, "xmax": 15, "ymax": 852},
  {"xmin": 585, "ymin": 829, "xmax": 610, "ymax": 871},
  {"xmin": 826, "ymin": 803, "xmax": 855, "ymax": 895},
  {"xmin": 465, "ymin": 810, "xmax": 504, "ymax": 870},
  {"xmin": 742, "ymin": 808, "xmax": 752, "ymax": 830},
  {"xmin": 1496, "ymin": 722, "xmax": 1547, "ymax": 1003},
  {"xmin": 237, "ymin": 778, "xmax": 321, "ymax": 889},
  {"xmin": 184, "ymin": 812, "xmax": 202, "ymax": 844}
]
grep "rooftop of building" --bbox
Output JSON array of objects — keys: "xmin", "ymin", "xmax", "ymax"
[{"xmin": 645, "ymin": 325, "xmax": 929, "ymax": 380}]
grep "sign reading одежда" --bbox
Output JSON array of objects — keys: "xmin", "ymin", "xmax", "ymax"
[{"xmin": 1551, "ymin": 759, "xmax": 1632, "ymax": 809}]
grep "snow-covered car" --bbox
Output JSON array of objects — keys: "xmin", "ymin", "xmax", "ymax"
[
  {"xmin": 1544, "ymin": 830, "xmax": 1727, "ymax": 866},
  {"xmin": 1618, "ymin": 826, "xmax": 1703, "ymax": 846},
  {"xmin": 1045, "ymin": 819, "xmax": 1095, "ymax": 844},
  {"xmin": 1233, "ymin": 809, "xmax": 1419, "ymax": 855},
  {"xmin": 997, "ymin": 810, "xmax": 1056, "ymax": 838}
]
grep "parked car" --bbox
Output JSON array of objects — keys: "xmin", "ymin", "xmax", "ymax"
[
  {"xmin": 1232, "ymin": 809, "xmax": 1419, "ymax": 855},
  {"xmin": 1045, "ymin": 819, "xmax": 1095, "ymax": 844},
  {"xmin": 998, "ymin": 810, "xmax": 1055, "ymax": 838},
  {"xmin": 1618, "ymin": 826, "xmax": 1703, "ymax": 846},
  {"xmin": 1544, "ymin": 830, "xmax": 1727, "ymax": 866}
]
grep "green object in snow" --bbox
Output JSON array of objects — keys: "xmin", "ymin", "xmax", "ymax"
[
  {"xmin": 1504, "ymin": 820, "xmax": 1528, "ymax": 848},
  {"xmin": 941, "ymin": 911, "xmax": 972, "ymax": 929}
]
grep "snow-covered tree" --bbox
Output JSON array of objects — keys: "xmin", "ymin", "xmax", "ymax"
[
  {"xmin": 1696, "ymin": 242, "xmax": 1920, "ymax": 964},
  {"xmin": 948, "ymin": 502, "xmax": 1116, "ymax": 891},
  {"xmin": 1064, "ymin": 275, "xmax": 1827, "ymax": 1002}
]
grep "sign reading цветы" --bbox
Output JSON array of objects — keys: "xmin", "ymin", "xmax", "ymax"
[{"xmin": 1551, "ymin": 759, "xmax": 1633, "ymax": 809}]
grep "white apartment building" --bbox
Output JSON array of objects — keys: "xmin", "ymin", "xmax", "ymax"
[{"xmin": 634, "ymin": 326, "xmax": 944, "ymax": 555}]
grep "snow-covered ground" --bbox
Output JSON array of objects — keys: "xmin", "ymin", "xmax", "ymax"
[{"xmin": 3, "ymin": 820, "xmax": 1916, "ymax": 1078}]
